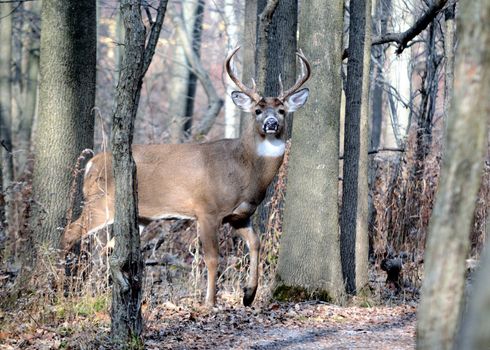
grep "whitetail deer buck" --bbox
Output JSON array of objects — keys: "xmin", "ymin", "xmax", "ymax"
[{"xmin": 63, "ymin": 47, "xmax": 311, "ymax": 306}]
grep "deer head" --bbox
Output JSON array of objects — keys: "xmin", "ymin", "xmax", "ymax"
[{"xmin": 225, "ymin": 47, "xmax": 311, "ymax": 139}]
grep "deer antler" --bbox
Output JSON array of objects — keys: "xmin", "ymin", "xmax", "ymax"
[
  {"xmin": 279, "ymin": 49, "xmax": 311, "ymax": 101},
  {"xmin": 225, "ymin": 47, "xmax": 262, "ymax": 103}
]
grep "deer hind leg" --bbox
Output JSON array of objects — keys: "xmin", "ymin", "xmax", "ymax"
[
  {"xmin": 197, "ymin": 216, "xmax": 220, "ymax": 306},
  {"xmin": 232, "ymin": 218, "xmax": 260, "ymax": 306}
]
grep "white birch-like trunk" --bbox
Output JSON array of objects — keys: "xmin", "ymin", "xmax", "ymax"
[
  {"xmin": 382, "ymin": 0, "xmax": 412, "ymax": 148},
  {"xmin": 224, "ymin": 0, "xmax": 242, "ymax": 139}
]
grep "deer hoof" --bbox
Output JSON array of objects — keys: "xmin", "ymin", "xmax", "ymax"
[{"xmin": 243, "ymin": 287, "xmax": 257, "ymax": 307}]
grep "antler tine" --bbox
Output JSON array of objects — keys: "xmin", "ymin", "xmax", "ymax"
[
  {"xmin": 278, "ymin": 73, "xmax": 284, "ymax": 97},
  {"xmin": 279, "ymin": 49, "xmax": 311, "ymax": 101},
  {"xmin": 225, "ymin": 47, "xmax": 262, "ymax": 103}
]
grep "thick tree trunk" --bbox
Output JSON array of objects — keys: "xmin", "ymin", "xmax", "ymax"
[
  {"xmin": 416, "ymin": 0, "xmax": 490, "ymax": 347},
  {"xmin": 29, "ymin": 0, "xmax": 96, "ymax": 248},
  {"xmin": 254, "ymin": 0, "xmax": 297, "ymax": 236},
  {"xmin": 340, "ymin": 0, "xmax": 371, "ymax": 294},
  {"xmin": 110, "ymin": 0, "xmax": 167, "ymax": 344},
  {"xmin": 274, "ymin": 0, "xmax": 344, "ymax": 303}
]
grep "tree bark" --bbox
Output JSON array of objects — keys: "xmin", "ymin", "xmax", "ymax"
[
  {"xmin": 443, "ymin": 3, "xmax": 456, "ymax": 123},
  {"xmin": 340, "ymin": 0, "xmax": 371, "ymax": 294},
  {"xmin": 0, "ymin": 2, "xmax": 15, "ymax": 229},
  {"xmin": 224, "ymin": 0, "xmax": 242, "ymax": 139},
  {"xmin": 183, "ymin": 0, "xmax": 204, "ymax": 138},
  {"xmin": 416, "ymin": 0, "xmax": 490, "ymax": 347},
  {"xmin": 167, "ymin": 1, "xmax": 199, "ymax": 143},
  {"xmin": 253, "ymin": 0, "xmax": 297, "ymax": 237},
  {"xmin": 274, "ymin": 0, "xmax": 344, "ymax": 303},
  {"xmin": 29, "ymin": 0, "xmax": 96, "ymax": 248},
  {"xmin": 16, "ymin": 0, "xmax": 41, "ymax": 176},
  {"xmin": 255, "ymin": 0, "xmax": 279, "ymax": 95},
  {"xmin": 110, "ymin": 0, "xmax": 167, "ymax": 344},
  {"xmin": 458, "ymin": 234, "xmax": 490, "ymax": 348},
  {"xmin": 370, "ymin": 0, "xmax": 391, "ymax": 150},
  {"xmin": 239, "ymin": 0, "xmax": 258, "ymax": 135}
]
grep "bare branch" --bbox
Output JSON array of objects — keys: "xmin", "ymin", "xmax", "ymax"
[
  {"xmin": 372, "ymin": 0, "xmax": 450, "ymax": 54},
  {"xmin": 172, "ymin": 13, "xmax": 224, "ymax": 137},
  {"xmin": 343, "ymin": 0, "xmax": 451, "ymax": 59},
  {"xmin": 142, "ymin": 0, "xmax": 168, "ymax": 76}
]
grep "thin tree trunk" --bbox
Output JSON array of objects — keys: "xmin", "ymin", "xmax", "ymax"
[
  {"xmin": 0, "ymin": 3, "xmax": 15, "ymax": 229},
  {"xmin": 224, "ymin": 0, "xmax": 242, "ymax": 139},
  {"xmin": 239, "ymin": 0, "xmax": 258, "ymax": 135},
  {"xmin": 17, "ymin": 0, "xmax": 41, "ymax": 176},
  {"xmin": 183, "ymin": 0, "xmax": 204, "ymax": 139},
  {"xmin": 274, "ymin": 0, "xmax": 344, "ymax": 303},
  {"xmin": 167, "ymin": 2, "xmax": 199, "ymax": 143},
  {"xmin": 341, "ymin": 0, "xmax": 371, "ymax": 294},
  {"xmin": 370, "ymin": 0, "xmax": 391, "ymax": 150},
  {"xmin": 443, "ymin": 3, "xmax": 456, "ymax": 124},
  {"xmin": 110, "ymin": 0, "xmax": 167, "ymax": 344},
  {"xmin": 416, "ymin": 0, "xmax": 490, "ymax": 347}
]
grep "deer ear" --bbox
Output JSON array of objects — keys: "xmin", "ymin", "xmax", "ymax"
[
  {"xmin": 286, "ymin": 88, "xmax": 309, "ymax": 112},
  {"xmin": 231, "ymin": 91, "xmax": 254, "ymax": 112}
]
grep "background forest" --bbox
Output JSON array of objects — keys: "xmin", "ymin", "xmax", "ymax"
[{"xmin": 0, "ymin": 0, "xmax": 488, "ymax": 349}]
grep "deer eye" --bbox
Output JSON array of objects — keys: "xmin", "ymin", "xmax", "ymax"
[
  {"xmin": 255, "ymin": 109, "xmax": 262, "ymax": 115},
  {"xmin": 278, "ymin": 109, "xmax": 285, "ymax": 115}
]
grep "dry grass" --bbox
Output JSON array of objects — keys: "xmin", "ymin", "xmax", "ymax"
[{"xmin": 0, "ymin": 130, "xmax": 487, "ymax": 348}]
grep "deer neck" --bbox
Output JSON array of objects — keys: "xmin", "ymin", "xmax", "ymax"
[{"xmin": 239, "ymin": 122, "xmax": 285, "ymax": 192}]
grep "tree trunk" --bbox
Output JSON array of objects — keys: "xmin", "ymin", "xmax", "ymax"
[
  {"xmin": 224, "ymin": 0, "xmax": 242, "ymax": 139},
  {"xmin": 254, "ymin": 0, "xmax": 297, "ymax": 236},
  {"xmin": 29, "ymin": 0, "xmax": 96, "ymax": 248},
  {"xmin": 458, "ymin": 233, "xmax": 490, "ymax": 348},
  {"xmin": 340, "ymin": 0, "xmax": 371, "ymax": 294},
  {"xmin": 183, "ymin": 0, "xmax": 204, "ymax": 139},
  {"xmin": 17, "ymin": 0, "xmax": 41, "ymax": 176},
  {"xmin": 443, "ymin": 3, "xmax": 456, "ymax": 124},
  {"xmin": 274, "ymin": 0, "xmax": 344, "ymax": 303},
  {"xmin": 167, "ymin": 1, "xmax": 199, "ymax": 143},
  {"xmin": 239, "ymin": 0, "xmax": 258, "ymax": 135},
  {"xmin": 110, "ymin": 0, "xmax": 167, "ymax": 344},
  {"xmin": 416, "ymin": 0, "xmax": 490, "ymax": 347},
  {"xmin": 0, "ymin": 2, "xmax": 15, "ymax": 228},
  {"xmin": 370, "ymin": 0, "xmax": 391, "ymax": 150}
]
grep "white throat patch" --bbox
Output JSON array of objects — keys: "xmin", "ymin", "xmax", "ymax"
[{"xmin": 257, "ymin": 138, "xmax": 285, "ymax": 157}]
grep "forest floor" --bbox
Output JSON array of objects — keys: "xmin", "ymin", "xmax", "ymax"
[
  {"xmin": 0, "ymin": 292, "xmax": 417, "ymax": 350},
  {"xmin": 0, "ymin": 220, "xmax": 419, "ymax": 349}
]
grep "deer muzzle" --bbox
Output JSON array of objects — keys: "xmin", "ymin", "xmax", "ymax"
[{"xmin": 263, "ymin": 116, "xmax": 279, "ymax": 134}]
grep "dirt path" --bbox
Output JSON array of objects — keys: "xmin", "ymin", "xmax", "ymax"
[{"xmin": 144, "ymin": 301, "xmax": 416, "ymax": 349}]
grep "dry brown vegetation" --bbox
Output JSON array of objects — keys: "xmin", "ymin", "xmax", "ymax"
[{"xmin": 0, "ymin": 128, "xmax": 487, "ymax": 348}]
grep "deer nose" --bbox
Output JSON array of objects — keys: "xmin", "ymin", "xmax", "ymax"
[{"xmin": 263, "ymin": 117, "xmax": 279, "ymax": 133}]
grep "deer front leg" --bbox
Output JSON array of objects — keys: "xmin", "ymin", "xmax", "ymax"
[
  {"xmin": 197, "ymin": 217, "xmax": 220, "ymax": 306},
  {"xmin": 233, "ymin": 218, "xmax": 260, "ymax": 306}
]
